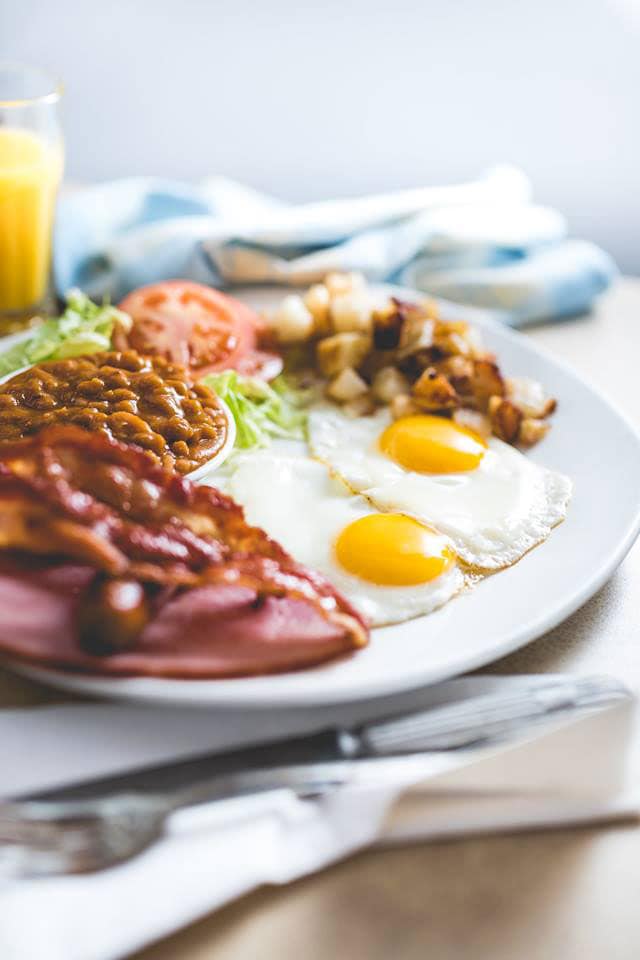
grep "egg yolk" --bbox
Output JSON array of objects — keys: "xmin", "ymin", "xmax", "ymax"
[
  {"xmin": 334, "ymin": 513, "xmax": 454, "ymax": 586},
  {"xmin": 379, "ymin": 415, "xmax": 486, "ymax": 474}
]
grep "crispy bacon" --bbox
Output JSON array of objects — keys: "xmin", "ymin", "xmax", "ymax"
[{"xmin": 0, "ymin": 427, "xmax": 368, "ymax": 676}]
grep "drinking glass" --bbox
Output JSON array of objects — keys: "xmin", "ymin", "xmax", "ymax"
[{"xmin": 0, "ymin": 63, "xmax": 64, "ymax": 329}]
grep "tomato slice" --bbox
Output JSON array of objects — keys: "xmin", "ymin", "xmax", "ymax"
[{"xmin": 117, "ymin": 280, "xmax": 279, "ymax": 379}]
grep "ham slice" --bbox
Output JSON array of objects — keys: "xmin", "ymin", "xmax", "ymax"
[
  {"xmin": 0, "ymin": 427, "xmax": 368, "ymax": 678},
  {"xmin": 0, "ymin": 560, "xmax": 94, "ymax": 661},
  {"xmin": 0, "ymin": 559, "xmax": 356, "ymax": 678}
]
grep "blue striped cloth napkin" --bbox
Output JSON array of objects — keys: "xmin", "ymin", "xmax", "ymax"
[{"xmin": 54, "ymin": 165, "xmax": 616, "ymax": 326}]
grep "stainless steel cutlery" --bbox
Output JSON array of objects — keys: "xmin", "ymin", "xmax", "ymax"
[{"xmin": 0, "ymin": 674, "xmax": 630, "ymax": 877}]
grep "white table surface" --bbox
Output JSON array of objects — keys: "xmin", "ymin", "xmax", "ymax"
[{"xmin": 3, "ymin": 279, "xmax": 640, "ymax": 959}]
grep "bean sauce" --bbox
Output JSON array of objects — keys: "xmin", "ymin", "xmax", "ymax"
[{"xmin": 0, "ymin": 350, "xmax": 228, "ymax": 473}]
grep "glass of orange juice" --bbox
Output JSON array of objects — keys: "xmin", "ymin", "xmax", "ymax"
[{"xmin": 0, "ymin": 63, "xmax": 64, "ymax": 328}]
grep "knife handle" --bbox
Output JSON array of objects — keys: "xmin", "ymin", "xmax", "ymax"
[{"xmin": 28, "ymin": 729, "xmax": 359, "ymax": 803}]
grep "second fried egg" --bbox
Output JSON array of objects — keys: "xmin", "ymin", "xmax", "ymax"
[{"xmin": 308, "ymin": 408, "xmax": 572, "ymax": 571}]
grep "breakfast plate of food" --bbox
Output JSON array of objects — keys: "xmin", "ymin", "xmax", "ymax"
[{"xmin": 0, "ymin": 274, "xmax": 639, "ymax": 706}]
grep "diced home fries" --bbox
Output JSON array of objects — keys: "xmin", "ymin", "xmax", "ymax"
[{"xmin": 263, "ymin": 273, "xmax": 557, "ymax": 446}]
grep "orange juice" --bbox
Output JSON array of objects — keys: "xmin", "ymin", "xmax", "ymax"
[{"xmin": 0, "ymin": 127, "xmax": 63, "ymax": 313}]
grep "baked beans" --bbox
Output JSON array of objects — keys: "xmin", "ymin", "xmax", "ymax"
[{"xmin": 0, "ymin": 351, "xmax": 228, "ymax": 473}]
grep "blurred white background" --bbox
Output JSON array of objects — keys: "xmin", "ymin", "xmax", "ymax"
[{"xmin": 3, "ymin": 0, "xmax": 639, "ymax": 271}]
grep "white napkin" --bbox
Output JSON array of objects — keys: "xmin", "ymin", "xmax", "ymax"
[{"xmin": 0, "ymin": 676, "xmax": 637, "ymax": 960}]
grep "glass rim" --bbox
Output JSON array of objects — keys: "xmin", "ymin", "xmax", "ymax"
[{"xmin": 0, "ymin": 61, "xmax": 63, "ymax": 108}]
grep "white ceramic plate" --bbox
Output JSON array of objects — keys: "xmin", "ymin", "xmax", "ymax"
[{"xmin": 8, "ymin": 291, "xmax": 640, "ymax": 706}]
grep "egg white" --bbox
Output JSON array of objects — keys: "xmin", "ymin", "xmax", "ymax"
[
  {"xmin": 308, "ymin": 407, "xmax": 572, "ymax": 571},
  {"xmin": 218, "ymin": 449, "xmax": 464, "ymax": 626}
]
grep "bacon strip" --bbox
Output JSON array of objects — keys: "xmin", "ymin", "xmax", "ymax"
[{"xmin": 0, "ymin": 427, "xmax": 368, "ymax": 677}]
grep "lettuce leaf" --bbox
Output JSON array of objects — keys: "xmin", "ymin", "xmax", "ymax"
[
  {"xmin": 0, "ymin": 289, "xmax": 131, "ymax": 378},
  {"xmin": 203, "ymin": 370, "xmax": 313, "ymax": 450}
]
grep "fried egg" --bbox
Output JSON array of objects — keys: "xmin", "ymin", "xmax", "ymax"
[
  {"xmin": 308, "ymin": 408, "xmax": 572, "ymax": 570},
  {"xmin": 221, "ymin": 451, "xmax": 464, "ymax": 626}
]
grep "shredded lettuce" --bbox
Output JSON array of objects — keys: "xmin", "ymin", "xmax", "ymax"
[
  {"xmin": 203, "ymin": 370, "xmax": 313, "ymax": 450},
  {"xmin": 0, "ymin": 289, "xmax": 131, "ymax": 378}
]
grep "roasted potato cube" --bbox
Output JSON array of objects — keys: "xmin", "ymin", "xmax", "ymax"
[
  {"xmin": 372, "ymin": 305, "xmax": 404, "ymax": 350},
  {"xmin": 433, "ymin": 329, "xmax": 471, "ymax": 358},
  {"xmin": 359, "ymin": 348, "xmax": 398, "ymax": 381},
  {"xmin": 397, "ymin": 349, "xmax": 439, "ymax": 381},
  {"xmin": 397, "ymin": 315, "xmax": 435, "ymax": 358},
  {"xmin": 463, "ymin": 324, "xmax": 486, "ymax": 359},
  {"xmin": 412, "ymin": 367, "xmax": 459, "ymax": 411},
  {"xmin": 304, "ymin": 283, "xmax": 331, "ymax": 336},
  {"xmin": 330, "ymin": 292, "xmax": 373, "ymax": 334},
  {"xmin": 419, "ymin": 297, "xmax": 440, "ymax": 320},
  {"xmin": 488, "ymin": 396, "xmax": 522, "ymax": 443},
  {"xmin": 390, "ymin": 394, "xmax": 420, "ymax": 420},
  {"xmin": 326, "ymin": 367, "xmax": 369, "ymax": 403},
  {"xmin": 316, "ymin": 332, "xmax": 372, "ymax": 377},
  {"xmin": 435, "ymin": 318, "xmax": 469, "ymax": 336},
  {"xmin": 433, "ymin": 319, "xmax": 471, "ymax": 350},
  {"xmin": 433, "ymin": 318, "xmax": 489, "ymax": 359},
  {"xmin": 437, "ymin": 355, "xmax": 475, "ymax": 397},
  {"xmin": 507, "ymin": 376, "xmax": 557, "ymax": 419},
  {"xmin": 371, "ymin": 366, "xmax": 411, "ymax": 404},
  {"xmin": 324, "ymin": 271, "xmax": 366, "ymax": 298},
  {"xmin": 452, "ymin": 407, "xmax": 492, "ymax": 440},
  {"xmin": 471, "ymin": 359, "xmax": 506, "ymax": 411},
  {"xmin": 440, "ymin": 354, "xmax": 474, "ymax": 377},
  {"xmin": 268, "ymin": 295, "xmax": 314, "ymax": 343},
  {"xmin": 518, "ymin": 417, "xmax": 551, "ymax": 446},
  {"xmin": 343, "ymin": 394, "xmax": 376, "ymax": 418}
]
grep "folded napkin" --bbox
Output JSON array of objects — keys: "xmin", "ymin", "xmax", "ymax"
[
  {"xmin": 54, "ymin": 166, "xmax": 616, "ymax": 327},
  {"xmin": 0, "ymin": 676, "xmax": 637, "ymax": 960}
]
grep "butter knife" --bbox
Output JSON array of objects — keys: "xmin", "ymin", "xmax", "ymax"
[{"xmin": 0, "ymin": 674, "xmax": 630, "ymax": 877}]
